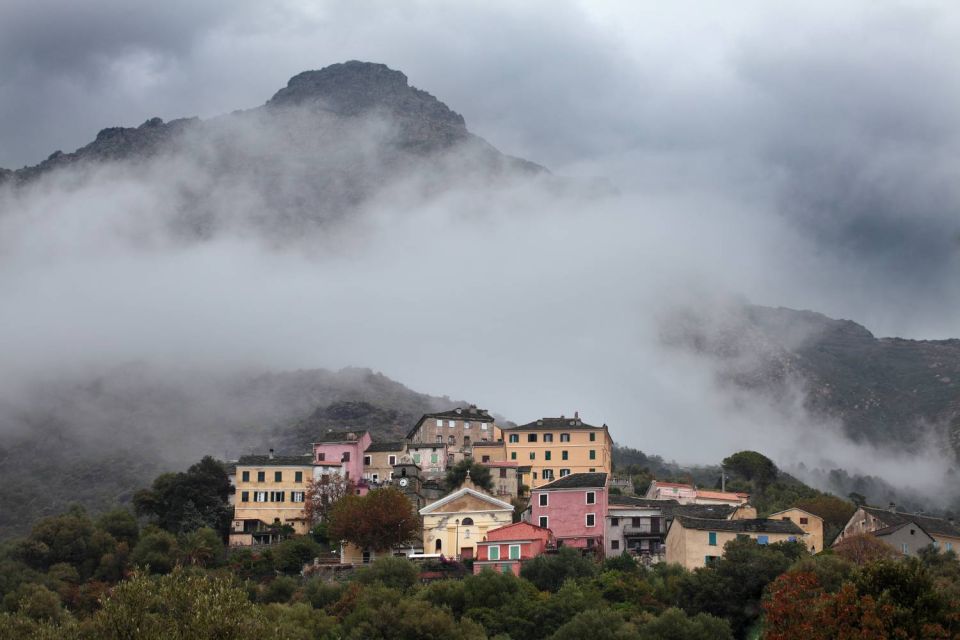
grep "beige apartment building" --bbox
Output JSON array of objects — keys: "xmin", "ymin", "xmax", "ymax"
[{"xmin": 230, "ymin": 453, "xmax": 314, "ymax": 545}]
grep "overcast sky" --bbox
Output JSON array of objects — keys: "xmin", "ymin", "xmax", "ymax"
[{"xmin": 1, "ymin": 1, "xmax": 959, "ymax": 487}]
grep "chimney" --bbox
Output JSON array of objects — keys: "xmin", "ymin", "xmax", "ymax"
[
  {"xmin": 888, "ymin": 502, "xmax": 897, "ymax": 512},
  {"xmin": 268, "ymin": 448, "xmax": 275, "ymax": 460},
  {"xmin": 574, "ymin": 411, "xmax": 579, "ymax": 419}
]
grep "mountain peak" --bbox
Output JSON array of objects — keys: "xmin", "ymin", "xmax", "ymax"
[{"xmin": 267, "ymin": 60, "xmax": 466, "ymax": 130}]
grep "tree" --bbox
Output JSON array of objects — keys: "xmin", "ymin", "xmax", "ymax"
[
  {"xmin": 833, "ymin": 534, "xmax": 899, "ymax": 566},
  {"xmin": 358, "ymin": 556, "xmax": 420, "ymax": 591},
  {"xmin": 96, "ymin": 508, "xmax": 140, "ymax": 547},
  {"xmin": 520, "ymin": 547, "xmax": 597, "ymax": 592},
  {"xmin": 179, "ymin": 527, "xmax": 224, "ymax": 567},
  {"xmin": 272, "ymin": 537, "xmax": 321, "ymax": 574},
  {"xmin": 721, "ymin": 451, "xmax": 778, "ymax": 488},
  {"xmin": 303, "ymin": 472, "xmax": 354, "ymax": 526},
  {"xmin": 327, "ymin": 488, "xmax": 419, "ymax": 552},
  {"xmin": 130, "ymin": 528, "xmax": 180, "ymax": 574},
  {"xmin": 133, "ymin": 456, "xmax": 232, "ymax": 535},
  {"xmin": 637, "ymin": 607, "xmax": 733, "ymax": 640},
  {"xmin": 444, "ymin": 459, "xmax": 494, "ymax": 493}
]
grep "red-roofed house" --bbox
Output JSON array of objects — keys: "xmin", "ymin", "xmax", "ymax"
[{"xmin": 474, "ymin": 521, "xmax": 554, "ymax": 575}]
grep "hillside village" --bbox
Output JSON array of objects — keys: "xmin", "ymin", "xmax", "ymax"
[{"xmin": 227, "ymin": 405, "xmax": 960, "ymax": 573}]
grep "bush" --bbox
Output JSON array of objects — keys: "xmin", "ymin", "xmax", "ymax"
[
  {"xmin": 259, "ymin": 576, "xmax": 299, "ymax": 604},
  {"xmin": 521, "ymin": 547, "xmax": 597, "ymax": 592},
  {"xmin": 130, "ymin": 529, "xmax": 179, "ymax": 574},
  {"xmin": 357, "ymin": 556, "xmax": 419, "ymax": 591},
  {"xmin": 272, "ymin": 537, "xmax": 321, "ymax": 574}
]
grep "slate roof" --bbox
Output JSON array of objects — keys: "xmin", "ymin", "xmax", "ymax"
[
  {"xmin": 314, "ymin": 430, "xmax": 368, "ymax": 443},
  {"xmin": 365, "ymin": 441, "xmax": 405, "ymax": 452},
  {"xmin": 861, "ymin": 506, "xmax": 960, "ymax": 538},
  {"xmin": 407, "ymin": 405, "xmax": 494, "ymax": 438},
  {"xmin": 608, "ymin": 497, "xmax": 735, "ymax": 520},
  {"xmin": 675, "ymin": 516, "xmax": 804, "ymax": 535},
  {"xmin": 537, "ymin": 472, "xmax": 607, "ymax": 490},
  {"xmin": 237, "ymin": 454, "xmax": 314, "ymax": 467},
  {"xmin": 609, "ymin": 496, "xmax": 678, "ymax": 508},
  {"xmin": 472, "ymin": 441, "xmax": 505, "ymax": 447},
  {"xmin": 872, "ymin": 521, "xmax": 935, "ymax": 541},
  {"xmin": 501, "ymin": 416, "xmax": 606, "ymax": 431}
]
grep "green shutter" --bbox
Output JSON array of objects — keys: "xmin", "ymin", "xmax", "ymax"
[
  {"xmin": 708, "ymin": 532, "xmax": 717, "ymax": 546},
  {"xmin": 589, "ymin": 450, "xmax": 596, "ymax": 460}
]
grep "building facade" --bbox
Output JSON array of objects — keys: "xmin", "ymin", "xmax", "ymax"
[
  {"xmin": 665, "ymin": 516, "xmax": 806, "ymax": 570},
  {"xmin": 501, "ymin": 414, "xmax": 613, "ymax": 489},
  {"xmin": 481, "ymin": 461, "xmax": 524, "ymax": 500},
  {"xmin": 312, "ymin": 430, "xmax": 372, "ymax": 482},
  {"xmin": 835, "ymin": 505, "xmax": 960, "ymax": 554},
  {"xmin": 407, "ymin": 442, "xmax": 448, "ymax": 478},
  {"xmin": 407, "ymin": 405, "xmax": 500, "ymax": 464},
  {"xmin": 769, "ymin": 508, "xmax": 825, "ymax": 553},
  {"xmin": 473, "ymin": 522, "xmax": 554, "ymax": 575},
  {"xmin": 230, "ymin": 453, "xmax": 314, "ymax": 546},
  {"xmin": 363, "ymin": 441, "xmax": 405, "ymax": 486},
  {"xmin": 528, "ymin": 472, "xmax": 608, "ymax": 549},
  {"xmin": 419, "ymin": 478, "xmax": 514, "ymax": 559}
]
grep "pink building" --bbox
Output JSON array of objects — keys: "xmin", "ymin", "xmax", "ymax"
[
  {"xmin": 474, "ymin": 521, "xmax": 554, "ymax": 575},
  {"xmin": 528, "ymin": 472, "xmax": 608, "ymax": 550},
  {"xmin": 312, "ymin": 430, "xmax": 372, "ymax": 483}
]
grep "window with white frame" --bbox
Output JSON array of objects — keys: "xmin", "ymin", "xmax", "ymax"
[
  {"xmin": 586, "ymin": 513, "xmax": 596, "ymax": 527},
  {"xmin": 509, "ymin": 545, "xmax": 521, "ymax": 560},
  {"xmin": 539, "ymin": 516, "xmax": 548, "ymax": 528},
  {"xmin": 291, "ymin": 491, "xmax": 305, "ymax": 502},
  {"xmin": 489, "ymin": 545, "xmax": 500, "ymax": 560},
  {"xmin": 464, "ymin": 422, "xmax": 471, "ymax": 429},
  {"xmin": 543, "ymin": 434, "xmax": 553, "ymax": 442},
  {"xmin": 509, "ymin": 434, "xmax": 519, "ymax": 443},
  {"xmin": 481, "ymin": 423, "xmax": 489, "ymax": 430},
  {"xmin": 560, "ymin": 433, "xmax": 571, "ymax": 442},
  {"xmin": 560, "ymin": 468, "xmax": 571, "ymax": 477},
  {"xmin": 388, "ymin": 455, "xmax": 396, "ymax": 465},
  {"xmin": 586, "ymin": 491, "xmax": 596, "ymax": 504},
  {"xmin": 538, "ymin": 493, "xmax": 548, "ymax": 507},
  {"xmin": 253, "ymin": 491, "xmax": 268, "ymax": 502},
  {"xmin": 436, "ymin": 419, "xmax": 443, "ymax": 427},
  {"xmin": 449, "ymin": 420, "xmax": 455, "ymax": 428}
]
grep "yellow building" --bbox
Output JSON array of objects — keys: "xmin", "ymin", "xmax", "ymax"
[
  {"xmin": 665, "ymin": 516, "xmax": 807, "ymax": 570},
  {"xmin": 500, "ymin": 413, "xmax": 613, "ymax": 489},
  {"xmin": 362, "ymin": 441, "xmax": 406, "ymax": 486},
  {"xmin": 230, "ymin": 453, "xmax": 314, "ymax": 546},
  {"xmin": 769, "ymin": 508, "xmax": 824, "ymax": 553},
  {"xmin": 419, "ymin": 477, "xmax": 514, "ymax": 560}
]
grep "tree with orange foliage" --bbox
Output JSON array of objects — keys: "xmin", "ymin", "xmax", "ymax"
[
  {"xmin": 833, "ymin": 533, "xmax": 900, "ymax": 566},
  {"xmin": 327, "ymin": 487, "xmax": 419, "ymax": 552}
]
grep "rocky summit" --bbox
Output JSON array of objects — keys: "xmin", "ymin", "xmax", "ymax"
[{"xmin": 0, "ymin": 60, "xmax": 544, "ymax": 187}]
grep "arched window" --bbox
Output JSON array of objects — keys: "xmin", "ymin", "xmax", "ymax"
[
  {"xmin": 435, "ymin": 539, "xmax": 442, "ymax": 551},
  {"xmin": 461, "ymin": 517, "xmax": 474, "ymax": 525}
]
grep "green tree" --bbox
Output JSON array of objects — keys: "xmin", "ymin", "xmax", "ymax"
[
  {"xmin": 130, "ymin": 528, "xmax": 180, "ymax": 574},
  {"xmin": 549, "ymin": 609, "xmax": 637, "ymax": 640},
  {"xmin": 178, "ymin": 527, "xmax": 224, "ymax": 567},
  {"xmin": 272, "ymin": 536, "xmax": 321, "ymax": 574},
  {"xmin": 721, "ymin": 451, "xmax": 778, "ymax": 488},
  {"xmin": 96, "ymin": 508, "xmax": 140, "ymax": 547},
  {"xmin": 520, "ymin": 546, "xmax": 597, "ymax": 592},
  {"xmin": 444, "ymin": 459, "xmax": 494, "ymax": 493},
  {"xmin": 133, "ymin": 456, "xmax": 232, "ymax": 535},
  {"xmin": 328, "ymin": 488, "xmax": 419, "ymax": 552},
  {"xmin": 357, "ymin": 556, "xmax": 419, "ymax": 591}
]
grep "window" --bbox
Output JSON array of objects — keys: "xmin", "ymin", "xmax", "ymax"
[
  {"xmin": 371, "ymin": 474, "xmax": 379, "ymax": 482},
  {"xmin": 758, "ymin": 535, "xmax": 769, "ymax": 545},
  {"xmin": 482, "ymin": 455, "xmax": 491, "ymax": 463},
  {"xmin": 586, "ymin": 491, "xmax": 596, "ymax": 504},
  {"xmin": 271, "ymin": 491, "xmax": 286, "ymax": 502},
  {"xmin": 705, "ymin": 555, "xmax": 719, "ymax": 566},
  {"xmin": 489, "ymin": 545, "xmax": 500, "ymax": 560},
  {"xmin": 532, "ymin": 472, "xmax": 538, "ymax": 480},
  {"xmin": 388, "ymin": 455, "xmax": 396, "ymax": 465},
  {"xmin": 295, "ymin": 471, "xmax": 303, "ymax": 482},
  {"xmin": 543, "ymin": 434, "xmax": 553, "ymax": 443},
  {"xmin": 611, "ymin": 540, "xmax": 620, "ymax": 550},
  {"xmin": 342, "ymin": 452, "xmax": 350, "ymax": 462},
  {"xmin": 799, "ymin": 517, "xmax": 809, "ymax": 525},
  {"xmin": 511, "ymin": 452, "xmax": 517, "ymax": 460},
  {"xmin": 545, "ymin": 451, "xmax": 552, "ymax": 461},
  {"xmin": 611, "ymin": 517, "xmax": 619, "ymax": 527},
  {"xmin": 529, "ymin": 452, "xmax": 536, "ymax": 460},
  {"xmin": 788, "ymin": 536, "xmax": 797, "ymax": 542},
  {"xmin": 274, "ymin": 471, "xmax": 282, "ymax": 482},
  {"xmin": 560, "ymin": 433, "xmax": 570, "ymax": 442},
  {"xmin": 436, "ymin": 435, "xmax": 443, "ymax": 443},
  {"xmin": 463, "ymin": 436, "xmax": 471, "ymax": 446},
  {"xmin": 589, "ymin": 450, "xmax": 596, "ymax": 460},
  {"xmin": 464, "ymin": 422, "xmax": 470, "ymax": 429},
  {"xmin": 292, "ymin": 491, "xmax": 304, "ymax": 502},
  {"xmin": 253, "ymin": 491, "xmax": 268, "ymax": 502},
  {"xmin": 562, "ymin": 450, "xmax": 568, "ymax": 460},
  {"xmin": 448, "ymin": 420, "xmax": 455, "ymax": 428},
  {"xmin": 586, "ymin": 514, "xmax": 596, "ymax": 527},
  {"xmin": 509, "ymin": 545, "xmax": 521, "ymax": 560},
  {"xmin": 509, "ymin": 434, "xmax": 519, "ymax": 443},
  {"xmin": 708, "ymin": 532, "xmax": 717, "ymax": 546},
  {"xmin": 539, "ymin": 493, "xmax": 548, "ymax": 506},
  {"xmin": 560, "ymin": 468, "xmax": 571, "ymax": 477},
  {"xmin": 499, "ymin": 468, "xmax": 507, "ymax": 478},
  {"xmin": 413, "ymin": 454, "xmax": 421, "ymax": 464},
  {"xmin": 947, "ymin": 542, "xmax": 954, "ymax": 552},
  {"xmin": 242, "ymin": 471, "xmax": 250, "ymax": 482},
  {"xmin": 501, "ymin": 564, "xmax": 511, "ymax": 574},
  {"xmin": 481, "ymin": 423, "xmax": 489, "ymax": 430},
  {"xmin": 781, "ymin": 517, "xmax": 791, "ymax": 521},
  {"xmin": 901, "ymin": 543, "xmax": 909, "ymax": 554},
  {"xmin": 589, "ymin": 432, "xmax": 596, "ymax": 442},
  {"xmin": 257, "ymin": 471, "xmax": 265, "ymax": 482},
  {"xmin": 241, "ymin": 491, "xmax": 249, "ymax": 502},
  {"xmin": 539, "ymin": 516, "xmax": 548, "ymax": 528},
  {"xmin": 364, "ymin": 455, "xmax": 372, "ymax": 465},
  {"xmin": 448, "ymin": 435, "xmax": 456, "ymax": 445},
  {"xmin": 317, "ymin": 452, "xmax": 325, "ymax": 462},
  {"xmin": 527, "ymin": 434, "xmax": 537, "ymax": 443},
  {"xmin": 589, "ymin": 468, "xmax": 595, "ymax": 472},
  {"xmin": 542, "ymin": 469, "xmax": 554, "ymax": 480},
  {"xmin": 436, "ymin": 418, "xmax": 443, "ymax": 427},
  {"xmin": 431, "ymin": 453, "xmax": 438, "ymax": 464}
]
